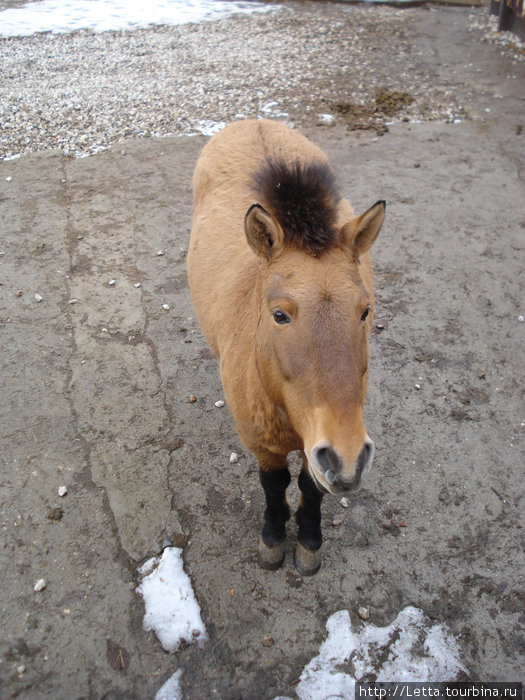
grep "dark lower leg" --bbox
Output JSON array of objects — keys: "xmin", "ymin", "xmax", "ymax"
[
  {"xmin": 259, "ymin": 467, "xmax": 291, "ymax": 547},
  {"xmin": 296, "ymin": 467, "xmax": 324, "ymax": 552}
]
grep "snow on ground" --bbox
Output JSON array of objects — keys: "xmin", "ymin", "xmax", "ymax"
[
  {"xmin": 292, "ymin": 606, "xmax": 466, "ymax": 700},
  {"xmin": 136, "ymin": 546, "xmax": 207, "ymax": 654},
  {"xmin": 137, "ymin": 547, "xmax": 206, "ymax": 699},
  {"xmin": 191, "ymin": 120, "xmax": 227, "ymax": 138},
  {"xmin": 137, "ymin": 548, "xmax": 464, "ymax": 697},
  {"xmin": 0, "ymin": 0, "xmax": 273, "ymax": 37},
  {"xmin": 155, "ymin": 669, "xmax": 183, "ymax": 700}
]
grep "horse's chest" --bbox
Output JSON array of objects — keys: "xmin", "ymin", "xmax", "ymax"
[{"xmin": 249, "ymin": 401, "xmax": 300, "ymax": 454}]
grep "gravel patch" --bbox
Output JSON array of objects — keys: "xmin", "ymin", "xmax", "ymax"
[
  {"xmin": 0, "ymin": 2, "xmax": 517, "ymax": 159},
  {"xmin": 469, "ymin": 9, "xmax": 525, "ymax": 58}
]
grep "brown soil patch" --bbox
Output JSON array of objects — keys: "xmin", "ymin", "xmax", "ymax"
[{"xmin": 333, "ymin": 87, "xmax": 415, "ymax": 134}]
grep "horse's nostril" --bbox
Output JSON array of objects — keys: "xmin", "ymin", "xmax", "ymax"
[
  {"xmin": 314, "ymin": 446, "xmax": 342, "ymax": 477},
  {"xmin": 357, "ymin": 440, "xmax": 374, "ymax": 477}
]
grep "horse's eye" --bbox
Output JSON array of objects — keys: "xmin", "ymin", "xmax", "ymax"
[
  {"xmin": 360, "ymin": 306, "xmax": 371, "ymax": 322},
  {"xmin": 272, "ymin": 310, "xmax": 291, "ymax": 325}
]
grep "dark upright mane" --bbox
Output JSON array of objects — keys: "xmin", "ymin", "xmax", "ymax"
[{"xmin": 253, "ymin": 158, "xmax": 341, "ymax": 254}]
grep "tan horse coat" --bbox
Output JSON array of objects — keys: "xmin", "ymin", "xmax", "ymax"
[{"xmin": 187, "ymin": 119, "xmax": 384, "ymax": 573}]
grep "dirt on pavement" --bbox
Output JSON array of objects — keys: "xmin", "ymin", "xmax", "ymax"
[{"xmin": 0, "ymin": 5, "xmax": 524, "ymax": 699}]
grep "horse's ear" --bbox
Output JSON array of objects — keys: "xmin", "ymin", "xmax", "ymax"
[
  {"xmin": 341, "ymin": 200, "xmax": 385, "ymax": 256},
  {"xmin": 244, "ymin": 204, "xmax": 284, "ymax": 258}
]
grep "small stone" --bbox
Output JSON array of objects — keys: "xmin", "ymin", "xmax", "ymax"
[
  {"xmin": 188, "ymin": 394, "xmax": 197, "ymax": 403},
  {"xmin": 162, "ymin": 304, "xmax": 170, "ymax": 310},
  {"xmin": 399, "ymin": 520, "xmax": 408, "ymax": 527},
  {"xmin": 68, "ymin": 298, "xmax": 78, "ymax": 304},
  {"xmin": 58, "ymin": 485, "xmax": 68, "ymax": 497},
  {"xmin": 332, "ymin": 518, "xmax": 344, "ymax": 527},
  {"xmin": 47, "ymin": 507, "xmax": 63, "ymax": 521},
  {"xmin": 34, "ymin": 578, "xmax": 46, "ymax": 592},
  {"xmin": 15, "ymin": 289, "xmax": 23, "ymax": 296},
  {"xmin": 34, "ymin": 293, "xmax": 43, "ymax": 302},
  {"xmin": 414, "ymin": 383, "xmax": 421, "ymax": 390},
  {"xmin": 214, "ymin": 400, "xmax": 225, "ymax": 408},
  {"xmin": 17, "ymin": 664, "xmax": 25, "ymax": 675},
  {"xmin": 340, "ymin": 497, "xmax": 349, "ymax": 508},
  {"xmin": 134, "ymin": 282, "xmax": 141, "ymax": 288},
  {"xmin": 518, "ymin": 315, "xmax": 524, "ymax": 323},
  {"xmin": 108, "ymin": 279, "xmax": 116, "ymax": 286},
  {"xmin": 357, "ymin": 606, "xmax": 370, "ymax": 621},
  {"xmin": 230, "ymin": 452, "xmax": 239, "ymax": 464},
  {"xmin": 157, "ymin": 250, "xmax": 164, "ymax": 256},
  {"xmin": 261, "ymin": 636, "xmax": 274, "ymax": 647},
  {"xmin": 6, "ymin": 176, "xmax": 12, "ymax": 182}
]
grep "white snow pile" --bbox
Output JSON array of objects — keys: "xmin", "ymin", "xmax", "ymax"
[
  {"xmin": 0, "ymin": 0, "xmax": 273, "ymax": 38},
  {"xmin": 136, "ymin": 546, "xmax": 207, "ymax": 654},
  {"xmin": 155, "ymin": 669, "xmax": 183, "ymax": 700},
  {"xmin": 191, "ymin": 120, "xmax": 227, "ymax": 137},
  {"xmin": 293, "ymin": 606, "xmax": 466, "ymax": 700}
]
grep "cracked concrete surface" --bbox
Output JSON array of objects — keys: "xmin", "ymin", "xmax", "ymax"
[
  {"xmin": 0, "ymin": 6, "xmax": 524, "ymax": 699},
  {"xmin": 67, "ymin": 145, "xmax": 187, "ymax": 562},
  {"xmin": 0, "ymin": 138, "xmax": 204, "ymax": 693},
  {"xmin": 1, "ymin": 144, "xmax": 191, "ymax": 695}
]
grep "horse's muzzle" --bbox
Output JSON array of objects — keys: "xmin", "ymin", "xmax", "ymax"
[{"xmin": 309, "ymin": 439, "xmax": 374, "ymax": 495}]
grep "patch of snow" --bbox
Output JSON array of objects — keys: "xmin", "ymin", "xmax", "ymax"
[
  {"xmin": 155, "ymin": 669, "xmax": 183, "ymax": 700},
  {"xmin": 192, "ymin": 120, "xmax": 227, "ymax": 137},
  {"xmin": 294, "ymin": 606, "xmax": 465, "ymax": 699},
  {"xmin": 136, "ymin": 546, "xmax": 207, "ymax": 654},
  {"xmin": 261, "ymin": 101, "xmax": 289, "ymax": 118},
  {"xmin": 261, "ymin": 101, "xmax": 279, "ymax": 113},
  {"xmin": 76, "ymin": 145, "xmax": 108, "ymax": 159},
  {"xmin": 0, "ymin": 0, "xmax": 273, "ymax": 38}
]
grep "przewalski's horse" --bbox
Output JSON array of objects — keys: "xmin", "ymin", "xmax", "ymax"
[{"xmin": 187, "ymin": 120, "xmax": 385, "ymax": 575}]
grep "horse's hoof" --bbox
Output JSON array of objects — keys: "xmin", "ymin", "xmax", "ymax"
[
  {"xmin": 294, "ymin": 541, "xmax": 321, "ymax": 576},
  {"xmin": 258, "ymin": 537, "xmax": 285, "ymax": 570}
]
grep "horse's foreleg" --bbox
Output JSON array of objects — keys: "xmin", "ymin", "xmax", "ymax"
[
  {"xmin": 257, "ymin": 452, "xmax": 291, "ymax": 570},
  {"xmin": 295, "ymin": 459, "xmax": 324, "ymax": 575}
]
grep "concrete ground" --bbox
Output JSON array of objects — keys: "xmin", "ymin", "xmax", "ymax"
[{"xmin": 0, "ymin": 5, "xmax": 524, "ymax": 699}]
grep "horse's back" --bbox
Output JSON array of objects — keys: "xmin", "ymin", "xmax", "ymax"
[{"xmin": 188, "ymin": 121, "xmax": 286, "ymax": 353}]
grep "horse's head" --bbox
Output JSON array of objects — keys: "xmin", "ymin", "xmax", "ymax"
[{"xmin": 245, "ymin": 199, "xmax": 384, "ymax": 495}]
